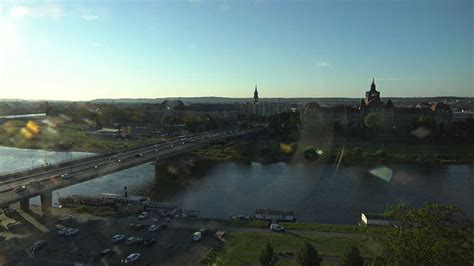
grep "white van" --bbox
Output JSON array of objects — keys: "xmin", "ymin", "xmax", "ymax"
[
  {"xmin": 270, "ymin": 224, "xmax": 285, "ymax": 232},
  {"xmin": 192, "ymin": 231, "xmax": 202, "ymax": 242}
]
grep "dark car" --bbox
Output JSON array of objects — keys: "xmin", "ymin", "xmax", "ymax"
[
  {"xmin": 100, "ymin": 248, "xmax": 114, "ymax": 256},
  {"xmin": 143, "ymin": 238, "xmax": 156, "ymax": 247},
  {"xmin": 159, "ymin": 224, "xmax": 168, "ymax": 229},
  {"xmin": 134, "ymin": 223, "xmax": 145, "ymax": 231}
]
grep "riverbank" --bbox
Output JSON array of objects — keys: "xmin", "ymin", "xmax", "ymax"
[
  {"xmin": 0, "ymin": 119, "xmax": 163, "ymax": 153},
  {"xmin": 192, "ymin": 139, "xmax": 474, "ymax": 166}
]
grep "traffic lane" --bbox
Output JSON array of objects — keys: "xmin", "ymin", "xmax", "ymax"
[
  {"xmin": 0, "ymin": 141, "xmax": 204, "ymax": 205},
  {"xmin": 1, "ymin": 128, "xmax": 248, "ymax": 186},
  {"xmin": 2, "ymin": 129, "xmax": 249, "ymax": 191},
  {"xmin": 0, "ymin": 128, "xmax": 226, "ymax": 183}
]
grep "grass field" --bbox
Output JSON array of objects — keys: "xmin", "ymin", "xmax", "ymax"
[{"xmin": 202, "ymin": 231, "xmax": 383, "ymax": 266}]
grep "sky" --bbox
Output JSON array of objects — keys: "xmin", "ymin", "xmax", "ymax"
[{"xmin": 0, "ymin": 0, "xmax": 472, "ymax": 101}]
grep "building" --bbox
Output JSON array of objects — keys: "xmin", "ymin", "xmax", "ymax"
[
  {"xmin": 247, "ymin": 85, "xmax": 293, "ymax": 117},
  {"xmin": 301, "ymin": 78, "xmax": 453, "ymax": 135},
  {"xmin": 360, "ymin": 212, "xmax": 397, "ymax": 226},
  {"xmin": 255, "ymin": 209, "xmax": 295, "ymax": 222}
]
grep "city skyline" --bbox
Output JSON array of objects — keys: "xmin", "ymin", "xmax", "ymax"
[{"xmin": 0, "ymin": 0, "xmax": 472, "ymax": 101}]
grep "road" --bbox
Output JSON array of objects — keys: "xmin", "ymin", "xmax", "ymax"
[{"xmin": 0, "ymin": 128, "xmax": 258, "ymax": 208}]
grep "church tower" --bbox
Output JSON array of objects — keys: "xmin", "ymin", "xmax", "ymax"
[
  {"xmin": 253, "ymin": 85, "xmax": 259, "ymax": 104},
  {"xmin": 364, "ymin": 78, "xmax": 381, "ymax": 105}
]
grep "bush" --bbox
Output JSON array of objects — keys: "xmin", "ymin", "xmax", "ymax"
[
  {"xmin": 259, "ymin": 241, "xmax": 278, "ymax": 266},
  {"xmin": 352, "ymin": 147, "xmax": 363, "ymax": 156},
  {"xmin": 341, "ymin": 246, "xmax": 364, "ymax": 266},
  {"xmin": 375, "ymin": 149, "xmax": 387, "ymax": 157},
  {"xmin": 296, "ymin": 241, "xmax": 322, "ymax": 266}
]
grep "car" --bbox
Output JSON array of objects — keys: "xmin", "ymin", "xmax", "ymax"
[
  {"xmin": 112, "ymin": 234, "xmax": 126, "ymax": 243},
  {"xmin": 126, "ymin": 236, "xmax": 143, "ymax": 245},
  {"xmin": 148, "ymin": 224, "xmax": 159, "ymax": 232},
  {"xmin": 65, "ymin": 228, "xmax": 79, "ymax": 236},
  {"xmin": 100, "ymin": 248, "xmax": 114, "ymax": 256},
  {"xmin": 116, "ymin": 159, "xmax": 122, "ymax": 163},
  {"xmin": 57, "ymin": 227, "xmax": 69, "ymax": 235},
  {"xmin": 159, "ymin": 224, "xmax": 168, "ymax": 230},
  {"xmin": 60, "ymin": 173, "xmax": 73, "ymax": 179},
  {"xmin": 170, "ymin": 145, "xmax": 174, "ymax": 148},
  {"xmin": 143, "ymin": 238, "xmax": 156, "ymax": 247},
  {"xmin": 128, "ymin": 222, "xmax": 137, "ymax": 228},
  {"xmin": 122, "ymin": 253, "xmax": 141, "ymax": 263},
  {"xmin": 14, "ymin": 185, "xmax": 27, "ymax": 194},
  {"xmin": 138, "ymin": 211, "xmax": 148, "ymax": 220},
  {"xmin": 134, "ymin": 153, "xmax": 143, "ymax": 158},
  {"xmin": 133, "ymin": 223, "xmax": 145, "ymax": 231},
  {"xmin": 94, "ymin": 165, "xmax": 99, "ymax": 169},
  {"xmin": 30, "ymin": 240, "xmax": 47, "ymax": 254},
  {"xmin": 192, "ymin": 231, "xmax": 202, "ymax": 242},
  {"xmin": 59, "ymin": 214, "xmax": 73, "ymax": 223},
  {"xmin": 270, "ymin": 224, "xmax": 285, "ymax": 232},
  {"xmin": 199, "ymin": 228, "xmax": 208, "ymax": 236}
]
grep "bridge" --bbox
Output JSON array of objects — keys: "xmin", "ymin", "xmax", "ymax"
[{"xmin": 0, "ymin": 128, "xmax": 258, "ymax": 214}]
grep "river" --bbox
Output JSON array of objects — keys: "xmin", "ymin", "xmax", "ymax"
[{"xmin": 1, "ymin": 146, "xmax": 473, "ymax": 224}]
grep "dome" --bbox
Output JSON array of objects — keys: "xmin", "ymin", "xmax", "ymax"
[{"xmin": 304, "ymin": 102, "xmax": 322, "ymax": 110}]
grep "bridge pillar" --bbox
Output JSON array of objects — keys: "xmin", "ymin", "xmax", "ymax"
[
  {"xmin": 20, "ymin": 198, "xmax": 30, "ymax": 211},
  {"xmin": 40, "ymin": 192, "xmax": 52, "ymax": 215}
]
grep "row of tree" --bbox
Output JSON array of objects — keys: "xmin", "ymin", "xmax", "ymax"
[{"xmin": 260, "ymin": 241, "xmax": 363, "ymax": 266}]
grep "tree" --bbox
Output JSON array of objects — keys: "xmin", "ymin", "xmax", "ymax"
[
  {"xmin": 380, "ymin": 203, "xmax": 474, "ymax": 265},
  {"xmin": 341, "ymin": 246, "xmax": 364, "ymax": 266},
  {"xmin": 259, "ymin": 241, "xmax": 278, "ymax": 266},
  {"xmin": 296, "ymin": 241, "xmax": 322, "ymax": 266}
]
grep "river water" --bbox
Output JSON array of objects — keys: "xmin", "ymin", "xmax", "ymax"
[{"xmin": 1, "ymin": 146, "xmax": 473, "ymax": 224}]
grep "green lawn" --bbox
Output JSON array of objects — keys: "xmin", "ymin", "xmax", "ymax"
[
  {"xmin": 205, "ymin": 232, "xmax": 382, "ymax": 266},
  {"xmin": 280, "ymin": 222, "xmax": 386, "ymax": 234}
]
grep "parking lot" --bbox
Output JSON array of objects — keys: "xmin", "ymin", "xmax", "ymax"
[{"xmin": 1, "ymin": 208, "xmax": 218, "ymax": 265}]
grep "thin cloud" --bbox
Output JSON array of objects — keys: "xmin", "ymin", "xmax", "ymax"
[
  {"xmin": 316, "ymin": 61, "xmax": 329, "ymax": 68},
  {"xmin": 7, "ymin": 5, "xmax": 63, "ymax": 19},
  {"xmin": 81, "ymin": 14, "xmax": 99, "ymax": 20}
]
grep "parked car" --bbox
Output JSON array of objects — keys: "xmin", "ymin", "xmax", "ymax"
[
  {"xmin": 148, "ymin": 224, "xmax": 159, "ymax": 232},
  {"xmin": 133, "ymin": 223, "xmax": 145, "ymax": 231},
  {"xmin": 134, "ymin": 153, "xmax": 143, "ymax": 158},
  {"xmin": 192, "ymin": 231, "xmax": 202, "ymax": 242},
  {"xmin": 138, "ymin": 211, "xmax": 148, "ymax": 220},
  {"xmin": 159, "ymin": 224, "xmax": 168, "ymax": 230},
  {"xmin": 30, "ymin": 240, "xmax": 47, "ymax": 254},
  {"xmin": 59, "ymin": 214, "xmax": 72, "ymax": 223},
  {"xmin": 270, "ymin": 224, "xmax": 285, "ymax": 232},
  {"xmin": 3, "ymin": 207, "xmax": 16, "ymax": 215},
  {"xmin": 143, "ymin": 238, "xmax": 156, "ymax": 247},
  {"xmin": 100, "ymin": 248, "xmax": 114, "ymax": 256},
  {"xmin": 122, "ymin": 253, "xmax": 141, "ymax": 263},
  {"xmin": 57, "ymin": 227, "xmax": 69, "ymax": 235},
  {"xmin": 111, "ymin": 234, "xmax": 126, "ymax": 243},
  {"xmin": 65, "ymin": 228, "xmax": 79, "ymax": 236},
  {"xmin": 126, "ymin": 236, "xmax": 143, "ymax": 246}
]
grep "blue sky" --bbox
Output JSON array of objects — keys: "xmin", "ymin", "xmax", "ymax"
[{"xmin": 0, "ymin": 0, "xmax": 472, "ymax": 100}]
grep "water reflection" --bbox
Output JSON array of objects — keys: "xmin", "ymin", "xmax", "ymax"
[{"xmin": 1, "ymin": 147, "xmax": 473, "ymax": 224}]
